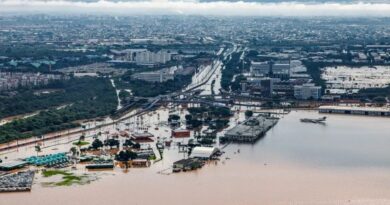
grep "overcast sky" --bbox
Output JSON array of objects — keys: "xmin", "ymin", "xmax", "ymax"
[{"xmin": 1, "ymin": 0, "xmax": 390, "ymax": 16}]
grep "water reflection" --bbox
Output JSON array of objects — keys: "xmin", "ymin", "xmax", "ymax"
[{"xmin": 3, "ymin": 109, "xmax": 390, "ymax": 205}]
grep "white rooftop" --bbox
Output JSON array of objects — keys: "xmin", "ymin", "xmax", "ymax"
[
  {"xmin": 190, "ymin": 147, "xmax": 219, "ymax": 159},
  {"xmin": 319, "ymin": 106, "xmax": 390, "ymax": 112}
]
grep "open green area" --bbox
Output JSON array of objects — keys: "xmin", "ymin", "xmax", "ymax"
[
  {"xmin": 116, "ymin": 74, "xmax": 192, "ymax": 97},
  {"xmin": 0, "ymin": 77, "xmax": 117, "ymax": 144},
  {"xmin": 42, "ymin": 170, "xmax": 70, "ymax": 177},
  {"xmin": 42, "ymin": 170, "xmax": 87, "ymax": 186}
]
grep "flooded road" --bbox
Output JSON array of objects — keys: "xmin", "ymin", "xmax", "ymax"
[
  {"xmin": 184, "ymin": 60, "xmax": 222, "ymax": 93},
  {"xmin": 2, "ymin": 110, "xmax": 390, "ymax": 205},
  {"xmin": 109, "ymin": 78, "xmax": 121, "ymax": 110}
]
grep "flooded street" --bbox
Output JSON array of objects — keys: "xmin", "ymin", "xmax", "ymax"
[
  {"xmin": 184, "ymin": 60, "xmax": 222, "ymax": 93},
  {"xmin": 109, "ymin": 78, "xmax": 122, "ymax": 110},
  {"xmin": 2, "ymin": 109, "xmax": 390, "ymax": 205}
]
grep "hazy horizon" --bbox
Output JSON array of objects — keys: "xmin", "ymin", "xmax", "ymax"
[{"xmin": 1, "ymin": 0, "xmax": 390, "ymax": 16}]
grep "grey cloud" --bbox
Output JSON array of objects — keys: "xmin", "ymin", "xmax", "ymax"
[{"xmin": 1, "ymin": 0, "xmax": 390, "ymax": 16}]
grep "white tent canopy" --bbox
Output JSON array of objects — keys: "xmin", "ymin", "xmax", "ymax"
[{"xmin": 190, "ymin": 147, "xmax": 219, "ymax": 159}]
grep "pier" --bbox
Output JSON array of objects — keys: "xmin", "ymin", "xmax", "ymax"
[
  {"xmin": 224, "ymin": 114, "xmax": 279, "ymax": 142},
  {"xmin": 319, "ymin": 106, "xmax": 390, "ymax": 117}
]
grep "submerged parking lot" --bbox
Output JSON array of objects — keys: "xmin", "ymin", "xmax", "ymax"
[{"xmin": 322, "ymin": 66, "xmax": 390, "ymax": 94}]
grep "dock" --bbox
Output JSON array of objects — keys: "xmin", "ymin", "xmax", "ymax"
[
  {"xmin": 319, "ymin": 106, "xmax": 390, "ymax": 117},
  {"xmin": 224, "ymin": 114, "xmax": 279, "ymax": 142}
]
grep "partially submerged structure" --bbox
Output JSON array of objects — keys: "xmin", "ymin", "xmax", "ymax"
[
  {"xmin": 0, "ymin": 171, "xmax": 34, "ymax": 192},
  {"xmin": 25, "ymin": 152, "xmax": 69, "ymax": 167},
  {"xmin": 173, "ymin": 158, "xmax": 204, "ymax": 172},
  {"xmin": 224, "ymin": 115, "xmax": 279, "ymax": 142},
  {"xmin": 86, "ymin": 159, "xmax": 114, "ymax": 169},
  {"xmin": 190, "ymin": 146, "xmax": 220, "ymax": 159},
  {"xmin": 0, "ymin": 161, "xmax": 28, "ymax": 171},
  {"xmin": 319, "ymin": 106, "xmax": 390, "ymax": 117}
]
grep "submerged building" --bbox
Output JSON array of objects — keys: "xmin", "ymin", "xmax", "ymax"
[{"xmin": 173, "ymin": 158, "xmax": 204, "ymax": 172}]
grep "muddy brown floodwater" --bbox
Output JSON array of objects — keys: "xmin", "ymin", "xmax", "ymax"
[{"xmin": 2, "ymin": 110, "xmax": 390, "ymax": 205}]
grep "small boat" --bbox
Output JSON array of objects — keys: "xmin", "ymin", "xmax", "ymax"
[{"xmin": 300, "ymin": 117, "xmax": 327, "ymax": 123}]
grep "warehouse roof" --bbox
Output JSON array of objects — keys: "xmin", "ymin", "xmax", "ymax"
[
  {"xmin": 190, "ymin": 147, "xmax": 219, "ymax": 159},
  {"xmin": 0, "ymin": 161, "xmax": 28, "ymax": 170},
  {"xmin": 319, "ymin": 106, "xmax": 390, "ymax": 112}
]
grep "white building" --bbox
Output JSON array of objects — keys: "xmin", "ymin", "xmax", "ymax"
[
  {"xmin": 190, "ymin": 147, "xmax": 220, "ymax": 159},
  {"xmin": 132, "ymin": 66, "xmax": 180, "ymax": 83},
  {"xmin": 294, "ymin": 83, "xmax": 322, "ymax": 100},
  {"xmin": 135, "ymin": 50, "xmax": 171, "ymax": 65}
]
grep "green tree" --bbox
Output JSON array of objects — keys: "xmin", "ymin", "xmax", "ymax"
[
  {"xmin": 245, "ymin": 110, "xmax": 253, "ymax": 118},
  {"xmin": 92, "ymin": 138, "xmax": 103, "ymax": 150},
  {"xmin": 70, "ymin": 147, "xmax": 78, "ymax": 157},
  {"xmin": 115, "ymin": 150, "xmax": 138, "ymax": 169},
  {"xmin": 35, "ymin": 145, "xmax": 41, "ymax": 156},
  {"xmin": 104, "ymin": 138, "xmax": 120, "ymax": 149}
]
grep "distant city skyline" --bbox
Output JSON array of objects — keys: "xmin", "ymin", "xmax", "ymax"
[{"xmin": 1, "ymin": 0, "xmax": 390, "ymax": 16}]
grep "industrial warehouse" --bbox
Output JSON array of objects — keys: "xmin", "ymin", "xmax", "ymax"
[
  {"xmin": 172, "ymin": 146, "xmax": 221, "ymax": 173},
  {"xmin": 224, "ymin": 115, "xmax": 279, "ymax": 142},
  {"xmin": 319, "ymin": 106, "xmax": 390, "ymax": 117}
]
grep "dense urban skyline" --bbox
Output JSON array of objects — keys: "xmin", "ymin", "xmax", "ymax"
[{"xmin": 1, "ymin": 2, "xmax": 390, "ymax": 205}]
